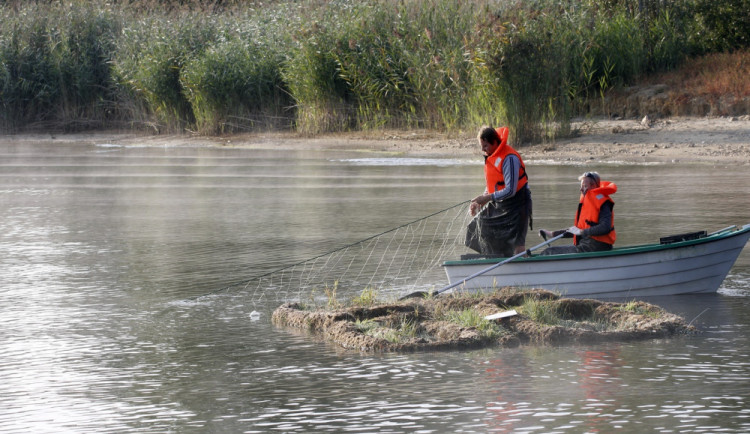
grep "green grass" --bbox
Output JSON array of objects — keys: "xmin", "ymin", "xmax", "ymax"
[
  {"xmin": 358, "ymin": 316, "xmax": 422, "ymax": 344},
  {"xmin": 614, "ymin": 300, "xmax": 662, "ymax": 318},
  {"xmin": 350, "ymin": 287, "xmax": 378, "ymax": 307},
  {"xmin": 518, "ymin": 296, "xmax": 561, "ymax": 326},
  {"xmin": 354, "ymin": 318, "xmax": 379, "ymax": 334},
  {"xmin": 441, "ymin": 308, "xmax": 507, "ymax": 340}
]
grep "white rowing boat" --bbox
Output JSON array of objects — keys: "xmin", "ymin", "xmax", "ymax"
[{"xmin": 442, "ymin": 224, "xmax": 750, "ymax": 299}]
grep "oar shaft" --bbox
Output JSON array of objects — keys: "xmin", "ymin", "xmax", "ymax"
[{"xmin": 434, "ymin": 232, "xmax": 565, "ymax": 296}]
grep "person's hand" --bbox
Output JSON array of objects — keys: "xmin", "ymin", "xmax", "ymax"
[
  {"xmin": 469, "ymin": 194, "xmax": 491, "ymax": 216},
  {"xmin": 471, "ymin": 193, "xmax": 490, "ymax": 206},
  {"xmin": 539, "ymin": 229, "xmax": 553, "ymax": 240},
  {"xmin": 566, "ymin": 226, "xmax": 582, "ymax": 236},
  {"xmin": 469, "ymin": 201, "xmax": 482, "ymax": 216}
]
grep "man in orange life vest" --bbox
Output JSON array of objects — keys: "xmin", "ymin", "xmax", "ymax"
[
  {"xmin": 539, "ymin": 171, "xmax": 616, "ymax": 255},
  {"xmin": 465, "ymin": 126, "xmax": 532, "ymax": 257}
]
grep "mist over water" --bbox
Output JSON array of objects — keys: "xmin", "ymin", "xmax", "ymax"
[{"xmin": 1, "ymin": 140, "xmax": 748, "ymax": 432}]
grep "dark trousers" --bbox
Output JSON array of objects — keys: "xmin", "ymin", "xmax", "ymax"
[
  {"xmin": 465, "ymin": 186, "xmax": 532, "ymax": 257},
  {"xmin": 541, "ymin": 238, "xmax": 612, "ymax": 255}
]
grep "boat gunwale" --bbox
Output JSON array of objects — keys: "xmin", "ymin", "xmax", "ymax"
[{"xmin": 443, "ymin": 223, "xmax": 750, "ymax": 266}]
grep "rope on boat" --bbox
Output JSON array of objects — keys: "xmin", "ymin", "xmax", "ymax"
[{"xmin": 186, "ymin": 200, "xmax": 471, "ymax": 301}]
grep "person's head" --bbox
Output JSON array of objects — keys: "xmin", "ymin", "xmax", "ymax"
[
  {"xmin": 578, "ymin": 171, "xmax": 601, "ymax": 195},
  {"xmin": 477, "ymin": 126, "xmax": 501, "ymax": 156}
]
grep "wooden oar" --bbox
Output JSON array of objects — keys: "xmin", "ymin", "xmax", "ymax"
[{"xmin": 400, "ymin": 232, "xmax": 566, "ymax": 299}]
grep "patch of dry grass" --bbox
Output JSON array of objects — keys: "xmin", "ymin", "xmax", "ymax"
[{"xmin": 643, "ymin": 49, "xmax": 750, "ymax": 98}]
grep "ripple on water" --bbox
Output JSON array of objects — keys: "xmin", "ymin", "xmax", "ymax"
[
  {"xmin": 336, "ymin": 157, "xmax": 470, "ymax": 167},
  {"xmin": 3, "ymin": 143, "xmax": 750, "ymax": 432}
]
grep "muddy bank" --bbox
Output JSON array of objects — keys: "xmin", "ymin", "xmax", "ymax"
[
  {"xmin": 4, "ymin": 116, "xmax": 749, "ymax": 166},
  {"xmin": 272, "ymin": 289, "xmax": 695, "ymax": 352}
]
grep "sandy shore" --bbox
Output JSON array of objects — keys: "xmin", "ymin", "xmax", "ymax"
[{"xmin": 6, "ymin": 116, "xmax": 750, "ymax": 165}]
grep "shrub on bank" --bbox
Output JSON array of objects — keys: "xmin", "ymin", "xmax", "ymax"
[
  {"xmin": 182, "ymin": 36, "xmax": 293, "ymax": 134},
  {"xmin": 113, "ymin": 14, "xmax": 222, "ymax": 132},
  {"xmin": 284, "ymin": 1, "xmax": 476, "ymax": 133},
  {"xmin": 693, "ymin": 0, "xmax": 750, "ymax": 52},
  {"xmin": 283, "ymin": 22, "xmax": 355, "ymax": 134},
  {"xmin": 470, "ymin": 7, "xmax": 575, "ymax": 143}
]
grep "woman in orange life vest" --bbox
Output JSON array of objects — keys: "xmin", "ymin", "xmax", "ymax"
[
  {"xmin": 465, "ymin": 126, "xmax": 532, "ymax": 257},
  {"xmin": 539, "ymin": 171, "xmax": 616, "ymax": 255}
]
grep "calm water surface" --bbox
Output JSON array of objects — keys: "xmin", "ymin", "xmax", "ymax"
[{"xmin": 1, "ymin": 139, "xmax": 749, "ymax": 433}]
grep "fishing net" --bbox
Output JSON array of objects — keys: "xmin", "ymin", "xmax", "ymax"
[{"xmin": 204, "ymin": 202, "xmax": 475, "ymax": 306}]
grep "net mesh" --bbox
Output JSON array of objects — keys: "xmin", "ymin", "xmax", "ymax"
[{"xmin": 209, "ymin": 202, "xmax": 474, "ymax": 306}]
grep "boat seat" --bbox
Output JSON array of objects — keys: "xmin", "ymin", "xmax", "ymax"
[
  {"xmin": 460, "ymin": 253, "xmax": 507, "ymax": 260},
  {"xmin": 659, "ymin": 230, "xmax": 707, "ymax": 244}
]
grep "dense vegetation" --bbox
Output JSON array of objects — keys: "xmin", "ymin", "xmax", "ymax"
[{"xmin": 1, "ymin": 0, "xmax": 747, "ymax": 143}]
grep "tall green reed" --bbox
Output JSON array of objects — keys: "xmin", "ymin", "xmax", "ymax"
[
  {"xmin": 0, "ymin": 3, "xmax": 120, "ymax": 131},
  {"xmin": 396, "ymin": 0, "xmax": 476, "ymax": 131},
  {"xmin": 113, "ymin": 13, "xmax": 221, "ymax": 132},
  {"xmin": 181, "ymin": 36, "xmax": 293, "ymax": 134},
  {"xmin": 468, "ymin": 3, "xmax": 576, "ymax": 143},
  {"xmin": 333, "ymin": 5, "xmax": 419, "ymax": 130},
  {"xmin": 1, "ymin": 0, "xmax": 745, "ymax": 139},
  {"xmin": 285, "ymin": 0, "xmax": 478, "ymax": 133},
  {"xmin": 54, "ymin": 5, "xmax": 121, "ymax": 128},
  {"xmin": 283, "ymin": 20, "xmax": 357, "ymax": 134},
  {"xmin": 0, "ymin": 11, "xmax": 57, "ymax": 130}
]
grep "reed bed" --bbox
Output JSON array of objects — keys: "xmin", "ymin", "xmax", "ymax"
[{"xmin": 0, "ymin": 0, "xmax": 746, "ymax": 140}]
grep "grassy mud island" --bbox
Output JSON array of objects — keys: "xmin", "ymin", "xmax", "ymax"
[{"xmin": 272, "ymin": 289, "xmax": 695, "ymax": 352}]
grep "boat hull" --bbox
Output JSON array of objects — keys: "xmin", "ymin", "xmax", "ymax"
[{"xmin": 443, "ymin": 224, "xmax": 750, "ymax": 299}]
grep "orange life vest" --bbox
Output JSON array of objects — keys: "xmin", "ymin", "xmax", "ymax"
[
  {"xmin": 484, "ymin": 127, "xmax": 528, "ymax": 194},
  {"xmin": 574, "ymin": 181, "xmax": 617, "ymax": 245}
]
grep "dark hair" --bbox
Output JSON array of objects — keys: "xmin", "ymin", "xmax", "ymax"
[{"xmin": 477, "ymin": 126, "xmax": 500, "ymax": 144}]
